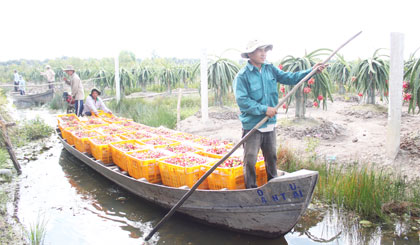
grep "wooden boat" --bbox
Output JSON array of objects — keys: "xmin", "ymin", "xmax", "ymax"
[
  {"xmin": 57, "ymin": 129, "xmax": 318, "ymax": 238},
  {"xmin": 12, "ymin": 89, "xmax": 54, "ymax": 105}
]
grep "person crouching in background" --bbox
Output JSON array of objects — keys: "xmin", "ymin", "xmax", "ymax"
[{"xmin": 83, "ymin": 88, "xmax": 112, "ymax": 116}]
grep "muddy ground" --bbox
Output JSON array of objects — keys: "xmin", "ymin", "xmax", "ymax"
[{"xmin": 178, "ymin": 95, "xmax": 420, "ymax": 181}]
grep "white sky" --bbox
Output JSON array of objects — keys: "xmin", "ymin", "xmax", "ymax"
[{"xmin": 0, "ymin": 0, "xmax": 419, "ymax": 62}]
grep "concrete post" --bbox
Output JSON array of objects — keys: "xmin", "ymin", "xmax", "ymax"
[
  {"xmin": 200, "ymin": 49, "xmax": 208, "ymax": 122},
  {"xmin": 386, "ymin": 32, "xmax": 404, "ymax": 160},
  {"xmin": 115, "ymin": 53, "xmax": 120, "ymax": 102}
]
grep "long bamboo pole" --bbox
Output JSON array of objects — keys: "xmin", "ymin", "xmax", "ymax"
[{"xmin": 144, "ymin": 31, "xmax": 362, "ymax": 241}]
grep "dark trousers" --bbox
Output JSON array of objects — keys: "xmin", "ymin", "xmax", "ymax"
[
  {"xmin": 48, "ymin": 81, "xmax": 54, "ymax": 89},
  {"xmin": 75, "ymin": 100, "xmax": 84, "ymax": 117},
  {"xmin": 14, "ymin": 82, "xmax": 18, "ymax": 92},
  {"xmin": 243, "ymin": 129, "xmax": 278, "ymax": 189}
]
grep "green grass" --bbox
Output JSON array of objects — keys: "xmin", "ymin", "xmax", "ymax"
[
  {"xmin": 12, "ymin": 117, "xmax": 54, "ymax": 147},
  {"xmin": 107, "ymin": 95, "xmax": 201, "ymax": 129},
  {"xmin": 108, "ymin": 92, "xmax": 238, "ymax": 129},
  {"xmin": 277, "ymin": 144, "xmax": 420, "ymax": 220},
  {"xmin": 49, "ymin": 94, "xmax": 67, "ymax": 111},
  {"xmin": 26, "ymin": 214, "xmax": 48, "ymax": 245},
  {"xmin": 0, "ymin": 148, "xmax": 8, "ymax": 169}
]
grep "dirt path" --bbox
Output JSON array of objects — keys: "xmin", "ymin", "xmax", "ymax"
[{"xmin": 178, "ymin": 96, "xmax": 420, "ymax": 181}]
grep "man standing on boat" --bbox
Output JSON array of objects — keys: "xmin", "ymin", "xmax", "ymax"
[
  {"xmin": 83, "ymin": 88, "xmax": 112, "ymax": 116},
  {"xmin": 63, "ymin": 65, "xmax": 85, "ymax": 117},
  {"xmin": 234, "ymin": 40, "xmax": 326, "ymax": 189},
  {"xmin": 13, "ymin": 70, "xmax": 20, "ymax": 92},
  {"xmin": 41, "ymin": 65, "xmax": 56, "ymax": 89}
]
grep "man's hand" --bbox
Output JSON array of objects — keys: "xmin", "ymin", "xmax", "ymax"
[
  {"xmin": 108, "ymin": 111, "xmax": 113, "ymax": 115},
  {"xmin": 266, "ymin": 107, "xmax": 277, "ymax": 118},
  {"xmin": 63, "ymin": 77, "xmax": 68, "ymax": 82},
  {"xmin": 313, "ymin": 63, "xmax": 328, "ymax": 74}
]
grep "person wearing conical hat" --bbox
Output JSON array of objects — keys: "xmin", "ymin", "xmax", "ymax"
[
  {"xmin": 40, "ymin": 65, "xmax": 55, "ymax": 89},
  {"xmin": 83, "ymin": 88, "xmax": 112, "ymax": 116},
  {"xmin": 234, "ymin": 40, "xmax": 326, "ymax": 189},
  {"xmin": 63, "ymin": 65, "xmax": 85, "ymax": 117}
]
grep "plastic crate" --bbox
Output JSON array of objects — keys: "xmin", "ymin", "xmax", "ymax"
[
  {"xmin": 126, "ymin": 149, "xmax": 172, "ymax": 183},
  {"xmin": 57, "ymin": 113, "xmax": 79, "ymax": 125},
  {"xmin": 256, "ymin": 158, "xmax": 267, "ymax": 187},
  {"xmin": 88, "ymin": 135, "xmax": 123, "ymax": 164},
  {"xmin": 103, "ymin": 117, "xmax": 133, "ymax": 124},
  {"xmin": 73, "ymin": 130, "xmax": 102, "ymax": 154},
  {"xmin": 192, "ymin": 137, "xmax": 233, "ymax": 148},
  {"xmin": 119, "ymin": 131, "xmax": 156, "ymax": 141},
  {"xmin": 148, "ymin": 127, "xmax": 179, "ymax": 137},
  {"xmin": 140, "ymin": 137, "xmax": 180, "ymax": 149},
  {"xmin": 157, "ymin": 153, "xmax": 213, "ymax": 189},
  {"xmin": 81, "ymin": 117, "xmax": 107, "ymax": 126},
  {"xmin": 62, "ymin": 126, "xmax": 87, "ymax": 145},
  {"xmin": 83, "ymin": 123, "xmax": 109, "ymax": 130},
  {"xmin": 58, "ymin": 120, "xmax": 84, "ymax": 133},
  {"xmin": 167, "ymin": 132, "xmax": 203, "ymax": 142},
  {"xmin": 197, "ymin": 145, "xmax": 234, "ymax": 159},
  {"xmin": 204, "ymin": 156, "xmax": 266, "ymax": 190},
  {"xmin": 163, "ymin": 144, "xmax": 202, "ymax": 154},
  {"xmin": 95, "ymin": 125, "xmax": 128, "ymax": 136},
  {"xmin": 109, "ymin": 140, "xmax": 147, "ymax": 171}
]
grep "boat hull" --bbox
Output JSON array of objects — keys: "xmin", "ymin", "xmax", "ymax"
[
  {"xmin": 12, "ymin": 89, "xmax": 54, "ymax": 104},
  {"xmin": 58, "ymin": 132, "xmax": 318, "ymax": 238}
]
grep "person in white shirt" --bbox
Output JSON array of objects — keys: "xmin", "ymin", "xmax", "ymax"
[
  {"xmin": 40, "ymin": 65, "xmax": 55, "ymax": 89},
  {"xmin": 13, "ymin": 70, "xmax": 20, "ymax": 92},
  {"xmin": 83, "ymin": 88, "xmax": 112, "ymax": 116},
  {"xmin": 18, "ymin": 75, "xmax": 26, "ymax": 95}
]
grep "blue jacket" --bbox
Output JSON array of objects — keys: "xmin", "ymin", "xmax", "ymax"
[{"xmin": 234, "ymin": 62, "xmax": 311, "ymax": 130}]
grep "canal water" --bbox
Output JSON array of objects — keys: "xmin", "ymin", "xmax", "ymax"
[{"xmin": 9, "ymin": 106, "xmax": 420, "ymax": 244}]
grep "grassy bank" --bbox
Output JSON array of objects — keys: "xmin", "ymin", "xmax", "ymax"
[
  {"xmin": 277, "ymin": 142, "xmax": 420, "ymax": 221},
  {"xmin": 107, "ymin": 93, "xmax": 236, "ymax": 129},
  {"xmin": 108, "ymin": 96, "xmax": 200, "ymax": 129}
]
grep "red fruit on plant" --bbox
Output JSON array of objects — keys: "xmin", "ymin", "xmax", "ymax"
[
  {"xmin": 280, "ymin": 86, "xmax": 285, "ymax": 93},
  {"xmin": 358, "ymin": 93, "xmax": 363, "ymax": 97},
  {"xmin": 403, "ymin": 81, "xmax": 409, "ymax": 89},
  {"xmin": 278, "ymin": 64, "xmax": 283, "ymax": 70},
  {"xmin": 282, "ymin": 104, "xmax": 287, "ymax": 109},
  {"xmin": 308, "ymin": 78, "xmax": 315, "ymax": 85},
  {"xmin": 317, "ymin": 95, "xmax": 324, "ymax": 101},
  {"xmin": 303, "ymin": 87, "xmax": 311, "ymax": 94},
  {"xmin": 313, "ymin": 101, "xmax": 319, "ymax": 107},
  {"xmin": 403, "ymin": 93, "xmax": 412, "ymax": 101},
  {"xmin": 351, "ymin": 76, "xmax": 356, "ymax": 82}
]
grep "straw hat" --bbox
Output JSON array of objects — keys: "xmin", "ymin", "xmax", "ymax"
[
  {"xmin": 45, "ymin": 65, "xmax": 51, "ymax": 69},
  {"xmin": 90, "ymin": 88, "xmax": 101, "ymax": 96},
  {"xmin": 63, "ymin": 65, "xmax": 75, "ymax": 71},
  {"xmin": 241, "ymin": 40, "xmax": 273, "ymax": 58}
]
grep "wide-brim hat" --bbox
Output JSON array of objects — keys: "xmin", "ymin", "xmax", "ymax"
[
  {"xmin": 90, "ymin": 88, "xmax": 101, "ymax": 96},
  {"xmin": 241, "ymin": 40, "xmax": 273, "ymax": 58},
  {"xmin": 45, "ymin": 65, "xmax": 51, "ymax": 69},
  {"xmin": 63, "ymin": 65, "xmax": 75, "ymax": 71}
]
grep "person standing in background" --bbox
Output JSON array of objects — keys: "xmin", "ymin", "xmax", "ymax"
[
  {"xmin": 41, "ymin": 65, "xmax": 56, "ymax": 89},
  {"xmin": 13, "ymin": 70, "xmax": 20, "ymax": 92},
  {"xmin": 63, "ymin": 65, "xmax": 85, "ymax": 116}
]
